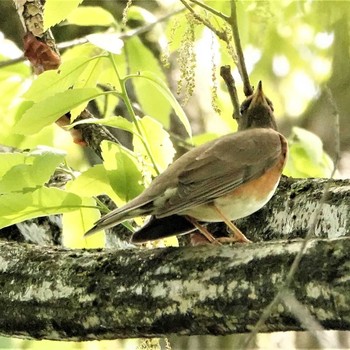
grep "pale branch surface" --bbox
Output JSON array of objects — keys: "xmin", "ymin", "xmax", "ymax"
[
  {"xmin": 236, "ymin": 176, "xmax": 350, "ymax": 241},
  {"xmin": 0, "ymin": 237, "xmax": 349, "ymax": 341}
]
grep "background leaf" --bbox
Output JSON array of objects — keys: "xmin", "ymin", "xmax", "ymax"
[
  {"xmin": 0, "ymin": 147, "xmax": 65, "ymax": 193},
  {"xmin": 284, "ymin": 127, "xmax": 334, "ymax": 177},
  {"xmin": 101, "ymin": 141, "xmax": 145, "ymax": 206},
  {"xmin": 14, "ymin": 88, "xmax": 102, "ymax": 135},
  {"xmin": 133, "ymin": 116, "xmax": 176, "ymax": 175},
  {"xmin": 24, "ymin": 56, "xmax": 102, "ymax": 103},
  {"xmin": 69, "ymin": 116, "xmax": 137, "ymax": 136},
  {"xmin": 44, "ymin": 0, "xmax": 84, "ymax": 30},
  {"xmin": 0, "ymin": 187, "xmax": 82, "ymax": 229},
  {"xmin": 66, "ymin": 164, "xmax": 121, "ymax": 203},
  {"xmin": 130, "ymin": 71, "xmax": 192, "ymax": 137},
  {"xmin": 66, "ymin": 6, "xmax": 115, "ymax": 26},
  {"xmin": 86, "ymin": 33, "xmax": 124, "ymax": 54},
  {"xmin": 62, "ymin": 197, "xmax": 105, "ymax": 249}
]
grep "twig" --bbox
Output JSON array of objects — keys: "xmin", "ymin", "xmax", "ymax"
[
  {"xmin": 280, "ymin": 290, "xmax": 340, "ymax": 349},
  {"xmin": 0, "ymin": 56, "xmax": 25, "ymax": 69},
  {"xmin": 183, "ymin": 0, "xmax": 252, "ymax": 96},
  {"xmin": 179, "ymin": 0, "xmax": 227, "ymax": 41},
  {"xmin": 242, "ymin": 88, "xmax": 341, "ymax": 347},
  {"xmin": 188, "ymin": 0, "xmax": 229, "ymax": 21},
  {"xmin": 229, "ymin": 0, "xmax": 252, "ymax": 96},
  {"xmin": 220, "ymin": 65, "xmax": 240, "ymax": 121}
]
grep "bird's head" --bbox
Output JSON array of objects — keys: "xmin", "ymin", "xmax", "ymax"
[{"xmin": 238, "ymin": 81, "xmax": 277, "ymax": 131}]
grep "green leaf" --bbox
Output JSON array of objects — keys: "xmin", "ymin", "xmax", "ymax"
[
  {"xmin": 0, "ymin": 152, "xmax": 27, "ymax": 178},
  {"xmin": 0, "ymin": 187, "xmax": 82, "ymax": 229},
  {"xmin": 129, "ymin": 71, "xmax": 192, "ymax": 137},
  {"xmin": 0, "ymin": 147, "xmax": 65, "ymax": 193},
  {"xmin": 44, "ymin": 0, "xmax": 84, "ymax": 30},
  {"xmin": 69, "ymin": 116, "xmax": 137, "ymax": 136},
  {"xmin": 101, "ymin": 141, "xmax": 144, "ymax": 206},
  {"xmin": 24, "ymin": 56, "xmax": 104, "ymax": 102},
  {"xmin": 67, "ymin": 164, "xmax": 119, "ymax": 201},
  {"xmin": 133, "ymin": 116, "xmax": 175, "ymax": 174},
  {"xmin": 62, "ymin": 197, "xmax": 105, "ymax": 249},
  {"xmin": 284, "ymin": 127, "xmax": 334, "ymax": 178},
  {"xmin": 66, "ymin": 6, "xmax": 115, "ymax": 26},
  {"xmin": 73, "ymin": 56, "xmax": 104, "ymax": 90},
  {"xmin": 14, "ymin": 88, "xmax": 102, "ymax": 135},
  {"xmin": 124, "ymin": 37, "xmax": 171, "ymax": 127},
  {"xmin": 31, "ymin": 147, "xmax": 66, "ymax": 185}
]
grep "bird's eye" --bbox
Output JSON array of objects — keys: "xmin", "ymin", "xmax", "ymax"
[{"xmin": 239, "ymin": 99, "xmax": 251, "ymax": 115}]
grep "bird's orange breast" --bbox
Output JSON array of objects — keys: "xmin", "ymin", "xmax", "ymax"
[{"xmin": 182, "ymin": 135, "xmax": 288, "ymax": 222}]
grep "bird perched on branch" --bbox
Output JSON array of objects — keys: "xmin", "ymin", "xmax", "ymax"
[{"xmin": 85, "ymin": 81, "xmax": 288, "ymax": 244}]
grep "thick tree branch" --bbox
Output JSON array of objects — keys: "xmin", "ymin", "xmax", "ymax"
[
  {"xmin": 235, "ymin": 177, "xmax": 350, "ymax": 241},
  {"xmin": 0, "ymin": 237, "xmax": 348, "ymax": 341}
]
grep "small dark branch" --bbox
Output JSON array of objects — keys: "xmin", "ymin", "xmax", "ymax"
[
  {"xmin": 73, "ymin": 109, "xmax": 121, "ymax": 159},
  {"xmin": 229, "ymin": 1, "xmax": 252, "ymax": 96},
  {"xmin": 0, "ymin": 56, "xmax": 25, "ymax": 69},
  {"xmin": 220, "ymin": 65, "xmax": 241, "ymax": 121}
]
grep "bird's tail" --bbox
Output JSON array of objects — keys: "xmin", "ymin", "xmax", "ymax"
[
  {"xmin": 84, "ymin": 200, "xmax": 153, "ymax": 237},
  {"xmin": 131, "ymin": 215, "xmax": 196, "ymax": 243}
]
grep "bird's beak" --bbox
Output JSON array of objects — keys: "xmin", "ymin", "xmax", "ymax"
[{"xmin": 251, "ymin": 81, "xmax": 266, "ymax": 105}]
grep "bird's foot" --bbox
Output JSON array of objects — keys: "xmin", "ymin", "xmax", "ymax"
[
  {"xmin": 190, "ymin": 232, "xmax": 222, "ymax": 246},
  {"xmin": 215, "ymin": 234, "xmax": 252, "ymax": 244}
]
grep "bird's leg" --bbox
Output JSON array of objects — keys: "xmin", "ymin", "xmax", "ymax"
[
  {"xmin": 213, "ymin": 205, "xmax": 252, "ymax": 243},
  {"xmin": 185, "ymin": 216, "xmax": 221, "ymax": 245}
]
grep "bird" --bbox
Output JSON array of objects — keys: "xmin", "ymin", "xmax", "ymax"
[{"xmin": 85, "ymin": 81, "xmax": 288, "ymax": 244}]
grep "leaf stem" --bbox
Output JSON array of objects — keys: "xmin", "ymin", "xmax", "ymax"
[{"xmin": 108, "ymin": 53, "xmax": 160, "ymax": 175}]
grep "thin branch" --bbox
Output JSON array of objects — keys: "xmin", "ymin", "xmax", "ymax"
[
  {"xmin": 188, "ymin": 0, "xmax": 229, "ymax": 21},
  {"xmin": 229, "ymin": 0, "xmax": 252, "ymax": 96},
  {"xmin": 179, "ymin": 0, "xmax": 227, "ymax": 41},
  {"xmin": 220, "ymin": 65, "xmax": 240, "ymax": 121},
  {"xmin": 0, "ymin": 56, "xmax": 25, "ymax": 69},
  {"xmin": 182, "ymin": 0, "xmax": 252, "ymax": 96}
]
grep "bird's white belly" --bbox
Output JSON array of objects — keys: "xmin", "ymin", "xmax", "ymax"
[{"xmin": 182, "ymin": 183, "xmax": 278, "ymax": 222}]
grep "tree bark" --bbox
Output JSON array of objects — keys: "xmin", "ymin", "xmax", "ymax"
[
  {"xmin": 0, "ymin": 238, "xmax": 348, "ymax": 340},
  {"xmin": 236, "ymin": 176, "xmax": 350, "ymax": 241},
  {"xmin": 0, "ymin": 177, "xmax": 349, "ymax": 341}
]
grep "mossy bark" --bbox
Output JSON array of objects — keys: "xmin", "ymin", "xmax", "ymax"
[{"xmin": 0, "ymin": 237, "xmax": 348, "ymax": 341}]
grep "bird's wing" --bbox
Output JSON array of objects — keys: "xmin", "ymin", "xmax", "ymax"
[{"xmin": 153, "ymin": 128, "xmax": 285, "ymax": 217}]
